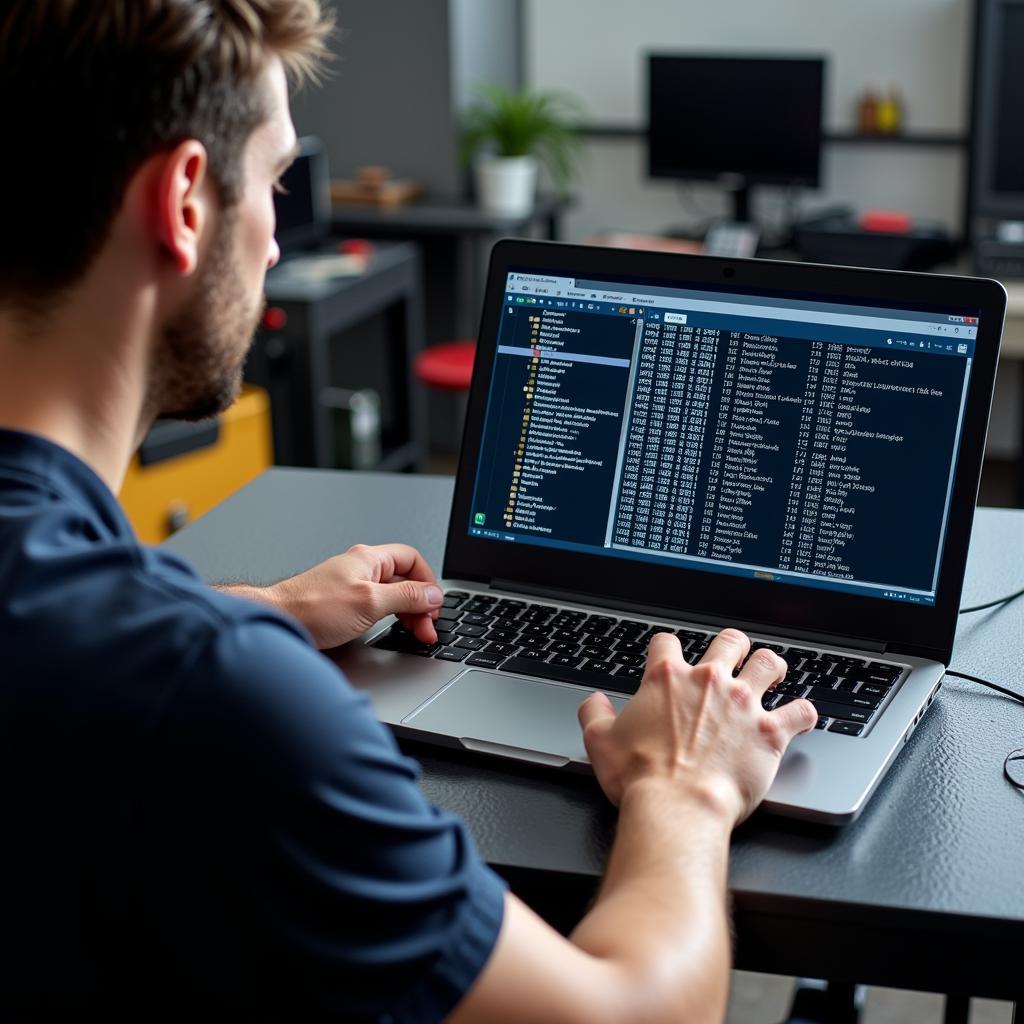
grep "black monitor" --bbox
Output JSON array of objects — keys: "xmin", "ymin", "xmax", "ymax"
[
  {"xmin": 274, "ymin": 136, "xmax": 332, "ymax": 256},
  {"xmin": 647, "ymin": 54, "xmax": 825, "ymax": 222},
  {"xmin": 970, "ymin": 0, "xmax": 1024, "ymax": 221}
]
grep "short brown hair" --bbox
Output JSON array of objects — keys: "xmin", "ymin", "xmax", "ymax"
[{"xmin": 0, "ymin": 0, "xmax": 333, "ymax": 310}]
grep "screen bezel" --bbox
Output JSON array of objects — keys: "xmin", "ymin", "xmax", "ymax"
[{"xmin": 443, "ymin": 240, "xmax": 1005, "ymax": 665}]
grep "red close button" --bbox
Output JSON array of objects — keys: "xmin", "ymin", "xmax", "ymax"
[{"xmin": 262, "ymin": 306, "xmax": 287, "ymax": 330}]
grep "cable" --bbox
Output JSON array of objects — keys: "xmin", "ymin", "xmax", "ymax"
[
  {"xmin": 944, "ymin": 669, "xmax": 1024, "ymax": 790},
  {"xmin": 959, "ymin": 584, "xmax": 1024, "ymax": 614},
  {"xmin": 1006, "ymin": 749, "xmax": 1024, "ymax": 789},
  {"xmin": 944, "ymin": 668, "xmax": 1024, "ymax": 705}
]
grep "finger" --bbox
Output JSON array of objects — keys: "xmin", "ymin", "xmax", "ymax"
[
  {"xmin": 578, "ymin": 692, "xmax": 617, "ymax": 760},
  {"xmin": 736, "ymin": 647, "xmax": 787, "ymax": 695},
  {"xmin": 578, "ymin": 692, "xmax": 621, "ymax": 799},
  {"xmin": 578, "ymin": 689, "xmax": 617, "ymax": 732},
  {"xmin": 385, "ymin": 574, "xmax": 441, "ymax": 623},
  {"xmin": 645, "ymin": 630, "xmax": 683, "ymax": 660},
  {"xmin": 365, "ymin": 543, "xmax": 439, "ymax": 587},
  {"xmin": 639, "ymin": 631, "xmax": 684, "ymax": 684},
  {"xmin": 700, "ymin": 627, "xmax": 750, "ymax": 673},
  {"xmin": 371, "ymin": 579, "xmax": 444, "ymax": 623},
  {"xmin": 402, "ymin": 611, "xmax": 438, "ymax": 645},
  {"xmin": 769, "ymin": 697, "xmax": 818, "ymax": 741}
]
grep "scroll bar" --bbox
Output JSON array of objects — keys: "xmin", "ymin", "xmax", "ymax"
[{"xmin": 603, "ymin": 317, "xmax": 645, "ymax": 547}]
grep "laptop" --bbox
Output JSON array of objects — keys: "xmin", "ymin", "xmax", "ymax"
[{"xmin": 336, "ymin": 239, "xmax": 1005, "ymax": 824}]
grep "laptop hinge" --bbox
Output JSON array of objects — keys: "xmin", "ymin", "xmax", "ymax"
[{"xmin": 487, "ymin": 579, "xmax": 888, "ymax": 654}]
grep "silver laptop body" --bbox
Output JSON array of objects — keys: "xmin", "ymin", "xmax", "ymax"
[{"xmin": 336, "ymin": 241, "xmax": 1005, "ymax": 825}]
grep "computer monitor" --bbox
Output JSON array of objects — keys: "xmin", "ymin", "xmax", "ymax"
[
  {"xmin": 970, "ymin": 0, "xmax": 1024, "ymax": 221},
  {"xmin": 647, "ymin": 54, "xmax": 825, "ymax": 223},
  {"xmin": 273, "ymin": 136, "xmax": 332, "ymax": 256}
]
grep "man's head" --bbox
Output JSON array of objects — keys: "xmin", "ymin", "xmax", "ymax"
[{"xmin": 0, "ymin": 1, "xmax": 332, "ymax": 419}]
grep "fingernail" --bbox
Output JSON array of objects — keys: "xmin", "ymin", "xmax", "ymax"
[{"xmin": 425, "ymin": 586, "xmax": 443, "ymax": 606}]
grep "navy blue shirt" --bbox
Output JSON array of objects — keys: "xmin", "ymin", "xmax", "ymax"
[{"xmin": 0, "ymin": 429, "xmax": 505, "ymax": 1020}]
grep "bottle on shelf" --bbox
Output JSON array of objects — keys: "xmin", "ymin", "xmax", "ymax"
[
  {"xmin": 856, "ymin": 88, "xmax": 879, "ymax": 134},
  {"xmin": 875, "ymin": 87, "xmax": 904, "ymax": 134}
]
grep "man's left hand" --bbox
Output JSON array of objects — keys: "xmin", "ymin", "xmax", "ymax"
[{"xmin": 222, "ymin": 543, "xmax": 444, "ymax": 650}]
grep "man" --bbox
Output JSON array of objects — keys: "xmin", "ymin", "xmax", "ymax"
[{"xmin": 0, "ymin": 2, "xmax": 817, "ymax": 1020}]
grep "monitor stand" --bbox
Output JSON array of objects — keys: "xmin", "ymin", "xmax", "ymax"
[
  {"xmin": 663, "ymin": 177, "xmax": 753, "ymax": 241},
  {"xmin": 720, "ymin": 174, "xmax": 752, "ymax": 224}
]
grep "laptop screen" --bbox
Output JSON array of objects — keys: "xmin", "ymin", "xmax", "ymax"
[{"xmin": 466, "ymin": 270, "xmax": 981, "ymax": 608}]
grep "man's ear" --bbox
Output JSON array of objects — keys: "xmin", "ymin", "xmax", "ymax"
[{"xmin": 154, "ymin": 140, "xmax": 210, "ymax": 276}]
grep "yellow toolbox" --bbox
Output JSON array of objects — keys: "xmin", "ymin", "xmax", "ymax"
[{"xmin": 119, "ymin": 385, "xmax": 273, "ymax": 544}]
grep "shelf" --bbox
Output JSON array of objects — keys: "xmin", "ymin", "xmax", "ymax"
[
  {"xmin": 825, "ymin": 131, "xmax": 967, "ymax": 147},
  {"xmin": 575, "ymin": 123, "xmax": 645, "ymax": 139},
  {"xmin": 574, "ymin": 123, "xmax": 968, "ymax": 148}
]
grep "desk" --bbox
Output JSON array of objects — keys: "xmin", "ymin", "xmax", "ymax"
[
  {"xmin": 331, "ymin": 196, "xmax": 570, "ymax": 343},
  {"xmin": 244, "ymin": 241, "xmax": 426, "ymax": 470},
  {"xmin": 164, "ymin": 470, "xmax": 1024, "ymax": 1015}
]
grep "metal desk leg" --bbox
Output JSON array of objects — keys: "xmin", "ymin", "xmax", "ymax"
[
  {"xmin": 943, "ymin": 995, "xmax": 970, "ymax": 1024},
  {"xmin": 777, "ymin": 980, "xmax": 862, "ymax": 1023},
  {"xmin": 452, "ymin": 234, "xmax": 480, "ymax": 340},
  {"xmin": 383, "ymin": 276, "xmax": 428, "ymax": 472}
]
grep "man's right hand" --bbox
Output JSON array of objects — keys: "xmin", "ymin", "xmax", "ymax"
[
  {"xmin": 578, "ymin": 628, "xmax": 817, "ymax": 825},
  {"xmin": 449, "ymin": 628, "xmax": 817, "ymax": 1024}
]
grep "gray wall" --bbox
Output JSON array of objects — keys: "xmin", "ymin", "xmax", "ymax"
[
  {"xmin": 290, "ymin": 0, "xmax": 461, "ymax": 198},
  {"xmin": 449, "ymin": 0, "xmax": 522, "ymax": 111},
  {"xmin": 290, "ymin": 0, "xmax": 523, "ymax": 202}
]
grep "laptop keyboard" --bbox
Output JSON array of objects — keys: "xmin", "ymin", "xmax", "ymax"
[{"xmin": 370, "ymin": 590, "xmax": 909, "ymax": 737}]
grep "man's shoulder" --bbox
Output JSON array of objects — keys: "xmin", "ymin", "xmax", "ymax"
[
  {"xmin": 0, "ymin": 467, "xmax": 315, "ymax": 708},
  {"xmin": 0, "ymin": 465, "xmax": 389, "ymax": 819}
]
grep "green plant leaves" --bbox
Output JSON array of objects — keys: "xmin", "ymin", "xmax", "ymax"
[{"xmin": 461, "ymin": 84, "xmax": 584, "ymax": 190}]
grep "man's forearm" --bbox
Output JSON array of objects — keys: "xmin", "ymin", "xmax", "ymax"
[
  {"xmin": 569, "ymin": 780, "xmax": 733, "ymax": 1024},
  {"xmin": 213, "ymin": 581, "xmax": 282, "ymax": 607}
]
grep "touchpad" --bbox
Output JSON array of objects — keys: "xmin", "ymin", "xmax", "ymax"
[{"xmin": 402, "ymin": 670, "xmax": 628, "ymax": 767}]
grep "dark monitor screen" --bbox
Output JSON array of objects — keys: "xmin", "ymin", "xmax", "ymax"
[
  {"xmin": 971, "ymin": 0, "xmax": 1024, "ymax": 219},
  {"xmin": 647, "ymin": 54, "xmax": 824, "ymax": 187},
  {"xmin": 274, "ymin": 136, "xmax": 331, "ymax": 255}
]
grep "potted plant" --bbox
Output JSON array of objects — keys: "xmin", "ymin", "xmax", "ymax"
[{"xmin": 462, "ymin": 84, "xmax": 583, "ymax": 216}]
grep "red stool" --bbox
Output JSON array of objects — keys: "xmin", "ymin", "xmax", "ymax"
[
  {"xmin": 413, "ymin": 340, "xmax": 476, "ymax": 392},
  {"xmin": 414, "ymin": 341, "xmax": 476, "ymax": 454}
]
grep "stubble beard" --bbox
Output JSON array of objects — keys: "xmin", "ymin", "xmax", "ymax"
[{"xmin": 151, "ymin": 209, "xmax": 263, "ymax": 422}]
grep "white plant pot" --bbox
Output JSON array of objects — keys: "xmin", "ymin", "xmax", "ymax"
[{"xmin": 475, "ymin": 155, "xmax": 538, "ymax": 216}]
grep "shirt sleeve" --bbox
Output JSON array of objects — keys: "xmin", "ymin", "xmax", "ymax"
[{"xmin": 122, "ymin": 615, "xmax": 507, "ymax": 1022}]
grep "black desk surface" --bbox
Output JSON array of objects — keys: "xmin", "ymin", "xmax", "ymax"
[
  {"xmin": 164, "ymin": 469, "xmax": 1024, "ymax": 1000},
  {"xmin": 264, "ymin": 239, "xmax": 418, "ymax": 303},
  {"xmin": 330, "ymin": 194, "xmax": 569, "ymax": 234}
]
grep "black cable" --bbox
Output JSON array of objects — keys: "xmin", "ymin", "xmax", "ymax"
[
  {"xmin": 944, "ymin": 669, "xmax": 1024, "ymax": 790},
  {"xmin": 944, "ymin": 668, "xmax": 1024, "ymax": 705},
  {"xmin": 1006, "ymin": 749, "xmax": 1024, "ymax": 789},
  {"xmin": 959, "ymin": 584, "xmax": 1024, "ymax": 614}
]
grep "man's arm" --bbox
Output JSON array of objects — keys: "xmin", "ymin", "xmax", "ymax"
[
  {"xmin": 449, "ymin": 629, "xmax": 817, "ymax": 1024},
  {"xmin": 214, "ymin": 542, "xmax": 444, "ymax": 648}
]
